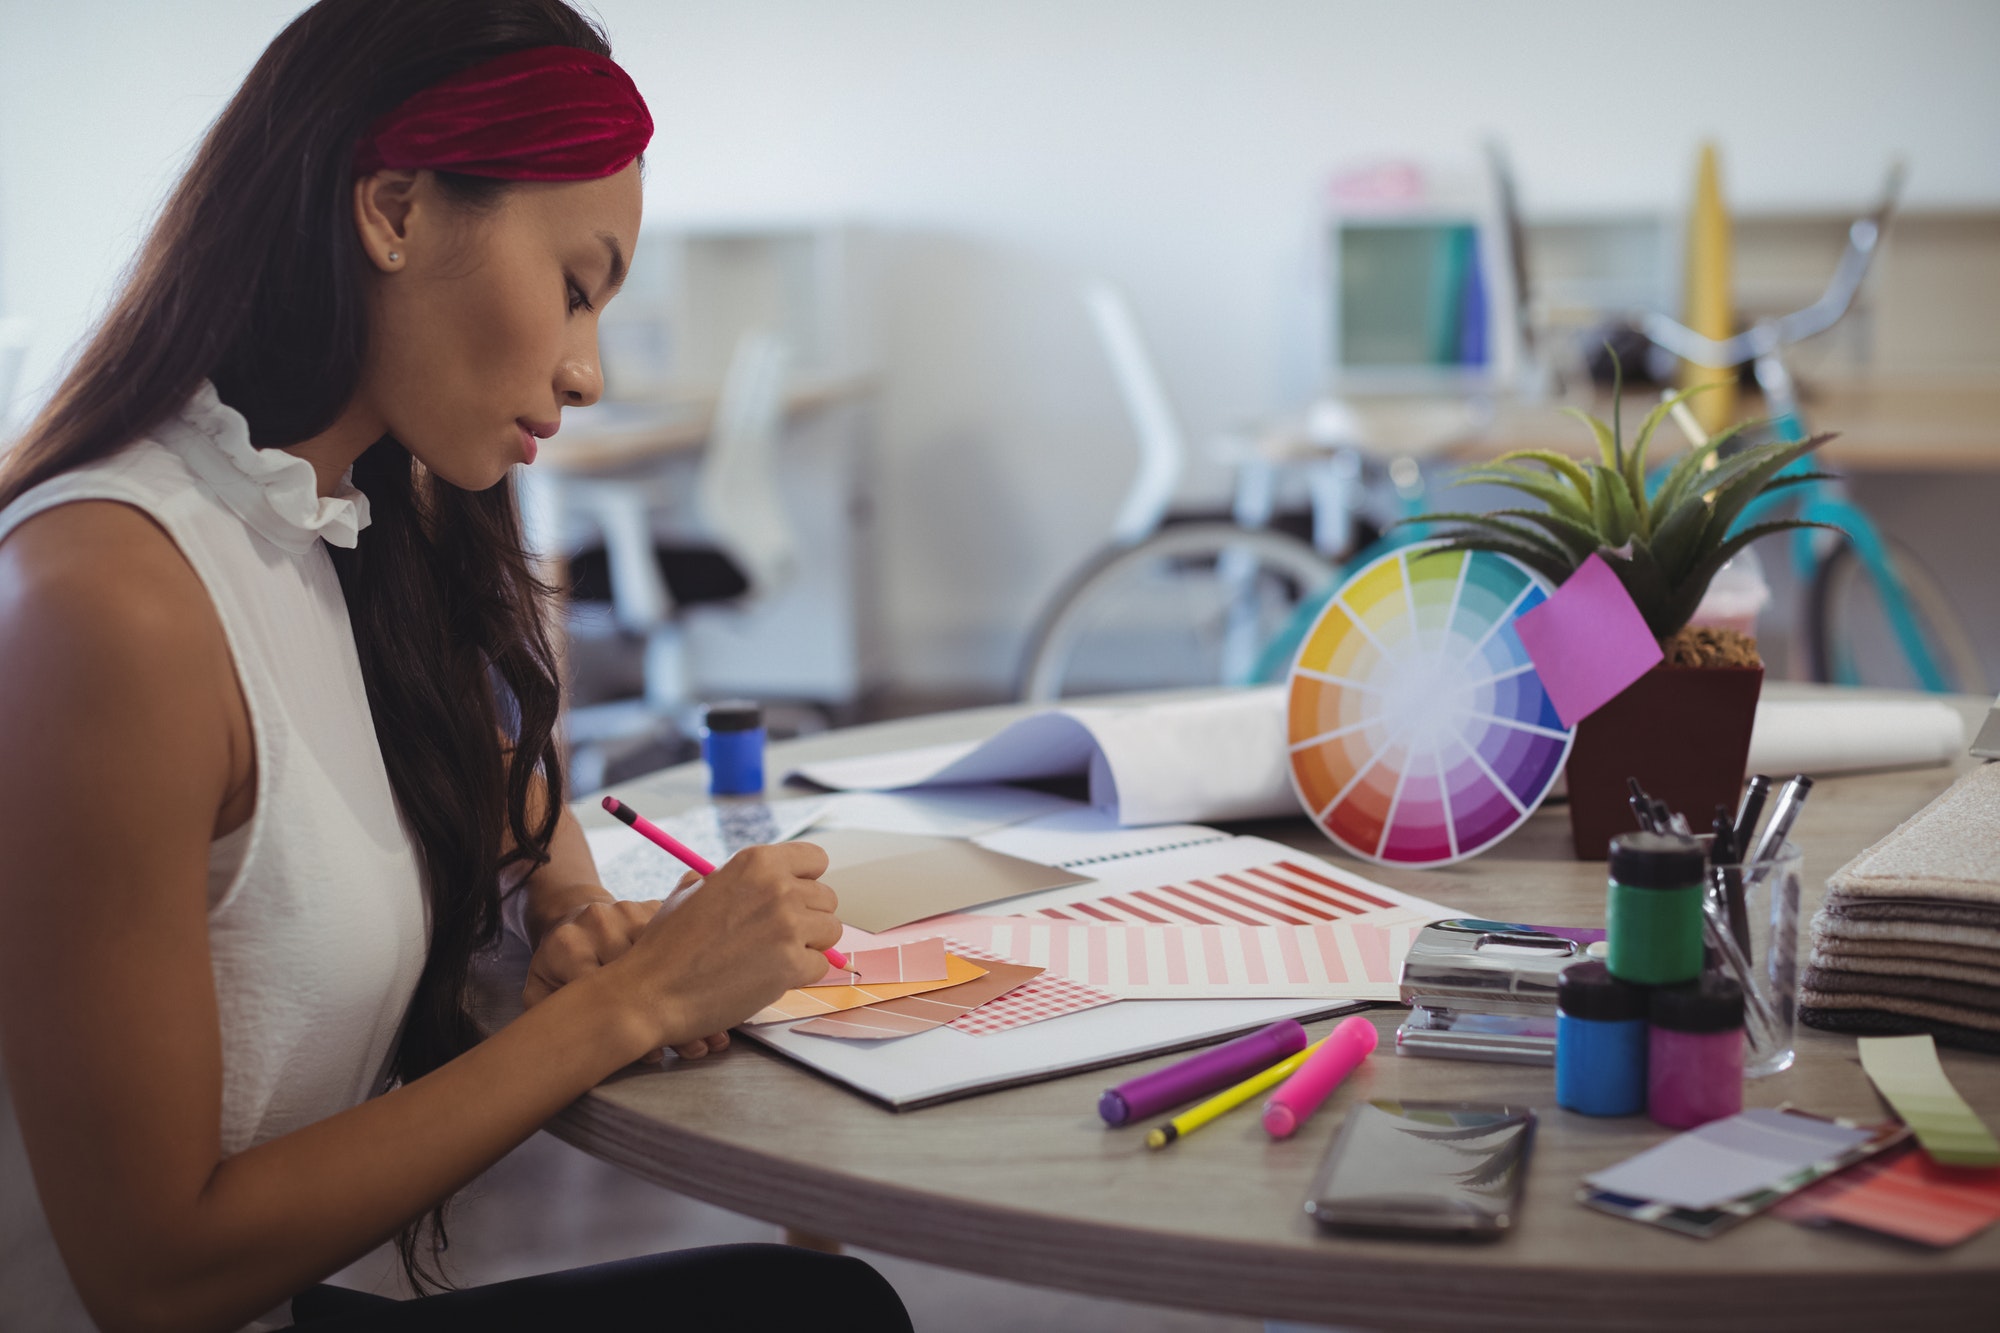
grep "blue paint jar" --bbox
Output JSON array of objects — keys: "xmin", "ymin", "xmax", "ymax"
[
  {"xmin": 1555, "ymin": 960, "xmax": 1649, "ymax": 1117},
  {"xmin": 702, "ymin": 701, "xmax": 765, "ymax": 796}
]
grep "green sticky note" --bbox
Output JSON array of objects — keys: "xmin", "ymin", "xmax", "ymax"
[{"xmin": 1857, "ymin": 1035, "xmax": 2000, "ymax": 1168}]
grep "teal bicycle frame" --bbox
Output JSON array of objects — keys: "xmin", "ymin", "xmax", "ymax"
[{"xmin": 1734, "ymin": 410, "xmax": 1951, "ymax": 691}]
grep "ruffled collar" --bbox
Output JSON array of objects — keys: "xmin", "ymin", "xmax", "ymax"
[{"xmin": 161, "ymin": 381, "xmax": 371, "ymax": 556}]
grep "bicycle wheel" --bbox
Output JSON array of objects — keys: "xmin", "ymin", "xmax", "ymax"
[
  {"xmin": 1017, "ymin": 523, "xmax": 1336, "ymax": 702},
  {"xmin": 1806, "ymin": 535, "xmax": 1989, "ymax": 695}
]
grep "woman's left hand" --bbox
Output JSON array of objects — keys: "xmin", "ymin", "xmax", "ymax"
[{"xmin": 522, "ymin": 888, "xmax": 730, "ymax": 1061}]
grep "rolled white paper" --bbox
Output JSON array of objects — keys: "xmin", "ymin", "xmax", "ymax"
[{"xmin": 1747, "ymin": 699, "xmax": 1967, "ymax": 776}]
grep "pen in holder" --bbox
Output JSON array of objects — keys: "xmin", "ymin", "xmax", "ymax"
[{"xmin": 1700, "ymin": 839, "xmax": 1802, "ymax": 1077}]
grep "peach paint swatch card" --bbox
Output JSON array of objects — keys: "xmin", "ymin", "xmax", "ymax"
[
  {"xmin": 792, "ymin": 957, "xmax": 1045, "ymax": 1040},
  {"xmin": 743, "ymin": 952, "xmax": 989, "ymax": 1025},
  {"xmin": 803, "ymin": 936, "xmax": 950, "ymax": 988}
]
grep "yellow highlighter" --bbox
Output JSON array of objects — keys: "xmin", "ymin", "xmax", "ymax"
[{"xmin": 1146, "ymin": 1036, "xmax": 1329, "ymax": 1149}]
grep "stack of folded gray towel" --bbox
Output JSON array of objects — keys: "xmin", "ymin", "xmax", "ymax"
[{"xmin": 1800, "ymin": 761, "xmax": 2000, "ymax": 1053}]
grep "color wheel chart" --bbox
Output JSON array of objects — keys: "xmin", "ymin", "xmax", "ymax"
[{"xmin": 1286, "ymin": 546, "xmax": 1573, "ymax": 867}]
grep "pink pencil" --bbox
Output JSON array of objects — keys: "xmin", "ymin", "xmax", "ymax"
[{"xmin": 601, "ymin": 796, "xmax": 849, "ymax": 972}]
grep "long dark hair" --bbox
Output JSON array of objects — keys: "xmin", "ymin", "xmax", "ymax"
[{"xmin": 0, "ymin": 0, "xmax": 608, "ymax": 1289}]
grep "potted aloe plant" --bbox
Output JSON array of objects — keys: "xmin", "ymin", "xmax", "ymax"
[{"xmin": 1417, "ymin": 385, "xmax": 1836, "ymax": 857}]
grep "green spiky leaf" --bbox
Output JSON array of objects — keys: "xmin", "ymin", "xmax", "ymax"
[
  {"xmin": 1699, "ymin": 434, "xmax": 1835, "ymax": 552},
  {"xmin": 1560, "ymin": 407, "xmax": 1618, "ymax": 471},
  {"xmin": 1423, "ymin": 532, "xmax": 1575, "ymax": 588},
  {"xmin": 1490, "ymin": 449, "xmax": 1595, "ymax": 505},
  {"xmin": 1625, "ymin": 386, "xmax": 1707, "ymax": 521},
  {"xmin": 1751, "ymin": 470, "xmax": 1843, "ymax": 499},
  {"xmin": 1609, "ymin": 348, "xmax": 1626, "ymax": 474},
  {"xmin": 1663, "ymin": 518, "xmax": 1846, "ymax": 634},
  {"xmin": 1452, "ymin": 467, "xmax": 1595, "ymax": 528},
  {"xmin": 1634, "ymin": 384, "xmax": 1708, "ymax": 460},
  {"xmin": 1483, "ymin": 507, "xmax": 1604, "ymax": 560},
  {"xmin": 1406, "ymin": 512, "xmax": 1577, "ymax": 566},
  {"xmin": 1650, "ymin": 419, "xmax": 1752, "ymax": 517},
  {"xmin": 1647, "ymin": 490, "xmax": 1714, "ymax": 585},
  {"xmin": 1599, "ymin": 540, "xmax": 1678, "ymax": 639},
  {"xmin": 1589, "ymin": 464, "xmax": 1639, "ymax": 544}
]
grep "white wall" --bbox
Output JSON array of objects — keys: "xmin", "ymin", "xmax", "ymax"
[{"xmin": 5, "ymin": 0, "xmax": 1998, "ymax": 690}]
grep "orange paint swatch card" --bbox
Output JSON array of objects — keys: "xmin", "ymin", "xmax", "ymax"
[
  {"xmin": 743, "ymin": 952, "xmax": 988, "ymax": 1026},
  {"xmin": 793, "ymin": 958, "xmax": 1045, "ymax": 1040}
]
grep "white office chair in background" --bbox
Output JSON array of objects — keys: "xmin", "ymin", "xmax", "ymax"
[
  {"xmin": 1017, "ymin": 282, "xmax": 1349, "ymax": 700},
  {"xmin": 1083, "ymin": 281, "xmax": 1186, "ymax": 547},
  {"xmin": 524, "ymin": 330, "xmax": 796, "ymax": 793},
  {"xmin": 1084, "ymin": 279, "xmax": 1373, "ymax": 552}
]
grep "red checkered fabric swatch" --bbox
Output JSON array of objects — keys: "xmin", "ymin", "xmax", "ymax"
[{"xmin": 944, "ymin": 947, "xmax": 1119, "ymax": 1036}]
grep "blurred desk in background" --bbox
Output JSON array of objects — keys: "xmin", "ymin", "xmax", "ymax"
[
  {"xmin": 539, "ymin": 374, "xmax": 874, "ymax": 473},
  {"xmin": 533, "ymin": 374, "xmax": 879, "ymax": 709},
  {"xmin": 1451, "ymin": 377, "xmax": 2000, "ymax": 472}
]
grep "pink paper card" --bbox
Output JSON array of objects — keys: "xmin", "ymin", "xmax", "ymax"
[
  {"xmin": 946, "ymin": 969, "xmax": 1118, "ymax": 1036},
  {"xmin": 803, "ymin": 936, "xmax": 950, "ymax": 988},
  {"xmin": 1023, "ymin": 858, "xmax": 1421, "ymax": 928},
  {"xmin": 1513, "ymin": 552, "xmax": 1663, "ymax": 728},
  {"xmin": 884, "ymin": 912, "xmax": 1421, "ymax": 1000}
]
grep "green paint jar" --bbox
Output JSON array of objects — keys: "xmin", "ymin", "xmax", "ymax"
[{"xmin": 1605, "ymin": 832, "xmax": 1707, "ymax": 986}]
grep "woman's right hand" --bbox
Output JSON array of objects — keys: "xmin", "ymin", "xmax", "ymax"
[{"xmin": 603, "ymin": 840, "xmax": 841, "ymax": 1051}]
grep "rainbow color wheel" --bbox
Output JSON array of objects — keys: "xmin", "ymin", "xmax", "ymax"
[{"xmin": 1286, "ymin": 546, "xmax": 1573, "ymax": 867}]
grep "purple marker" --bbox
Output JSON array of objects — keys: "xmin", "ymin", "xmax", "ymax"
[{"xmin": 1098, "ymin": 1020, "xmax": 1309, "ymax": 1126}]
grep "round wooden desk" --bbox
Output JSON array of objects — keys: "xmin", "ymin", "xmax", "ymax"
[{"xmin": 506, "ymin": 685, "xmax": 1997, "ymax": 1331}]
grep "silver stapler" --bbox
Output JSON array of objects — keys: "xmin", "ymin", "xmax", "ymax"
[
  {"xmin": 1396, "ymin": 918, "xmax": 1605, "ymax": 1065},
  {"xmin": 1972, "ymin": 692, "xmax": 2000, "ymax": 760}
]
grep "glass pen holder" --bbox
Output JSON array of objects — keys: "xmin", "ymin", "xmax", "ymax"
[{"xmin": 1700, "ymin": 839, "xmax": 1803, "ymax": 1077}]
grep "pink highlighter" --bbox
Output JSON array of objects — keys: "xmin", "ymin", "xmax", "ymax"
[{"xmin": 1262, "ymin": 1014, "xmax": 1377, "ymax": 1139}]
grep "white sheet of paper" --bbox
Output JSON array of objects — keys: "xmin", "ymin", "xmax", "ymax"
[
  {"xmin": 788, "ymin": 689, "xmax": 1296, "ymax": 826},
  {"xmin": 973, "ymin": 807, "xmax": 1232, "ymax": 871},
  {"xmin": 812, "ymin": 786, "xmax": 1083, "ymax": 839},
  {"xmin": 587, "ymin": 796, "xmax": 831, "ymax": 902},
  {"xmin": 1585, "ymin": 1109, "xmax": 1874, "ymax": 1211}
]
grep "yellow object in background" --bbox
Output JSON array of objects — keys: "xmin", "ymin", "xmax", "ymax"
[{"xmin": 1681, "ymin": 142, "xmax": 1737, "ymax": 434}]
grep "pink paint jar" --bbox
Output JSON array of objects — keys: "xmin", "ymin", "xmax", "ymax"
[{"xmin": 1647, "ymin": 975, "xmax": 1745, "ymax": 1129}]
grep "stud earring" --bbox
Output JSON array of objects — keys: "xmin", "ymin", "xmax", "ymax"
[{"xmin": 387, "ymin": 251, "xmax": 400, "ymax": 263}]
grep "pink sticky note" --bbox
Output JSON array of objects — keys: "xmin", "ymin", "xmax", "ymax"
[{"xmin": 1512, "ymin": 553, "xmax": 1663, "ymax": 728}]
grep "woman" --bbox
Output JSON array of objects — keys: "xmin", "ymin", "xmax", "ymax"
[{"xmin": 0, "ymin": 2, "xmax": 911, "ymax": 1329}]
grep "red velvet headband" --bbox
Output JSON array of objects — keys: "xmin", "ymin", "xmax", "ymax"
[{"xmin": 353, "ymin": 45, "xmax": 653, "ymax": 182}]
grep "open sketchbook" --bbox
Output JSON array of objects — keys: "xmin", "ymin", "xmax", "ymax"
[{"xmin": 748, "ymin": 822, "xmax": 1459, "ymax": 1109}]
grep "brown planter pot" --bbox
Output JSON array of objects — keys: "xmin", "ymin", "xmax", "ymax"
[{"xmin": 1563, "ymin": 663, "xmax": 1763, "ymax": 860}]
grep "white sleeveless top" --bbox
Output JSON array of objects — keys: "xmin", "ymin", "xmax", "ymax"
[{"xmin": 0, "ymin": 384, "xmax": 430, "ymax": 1331}]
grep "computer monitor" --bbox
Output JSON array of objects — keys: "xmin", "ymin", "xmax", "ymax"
[{"xmin": 1326, "ymin": 214, "xmax": 1510, "ymax": 395}]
